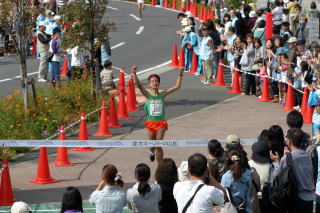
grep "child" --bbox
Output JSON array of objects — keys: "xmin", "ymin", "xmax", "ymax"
[
  {"xmin": 100, "ymin": 60, "xmax": 115, "ymax": 93},
  {"xmin": 278, "ymin": 53, "xmax": 289, "ymax": 106}
]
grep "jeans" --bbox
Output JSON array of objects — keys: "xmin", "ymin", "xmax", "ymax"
[
  {"xmin": 196, "ymin": 57, "xmax": 203, "ymax": 75},
  {"xmin": 51, "ymin": 61, "xmax": 61, "ymax": 82},
  {"xmin": 212, "ymin": 52, "xmax": 221, "ymax": 77},
  {"xmin": 38, "ymin": 52, "xmax": 48, "ymax": 80},
  {"xmin": 295, "ymin": 22, "xmax": 306, "ymax": 40},
  {"xmin": 184, "ymin": 48, "xmax": 193, "ymax": 71},
  {"xmin": 245, "ymin": 72, "xmax": 256, "ymax": 95}
]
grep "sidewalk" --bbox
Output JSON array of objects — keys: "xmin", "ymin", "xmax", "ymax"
[{"xmin": 7, "ymin": 65, "xmax": 312, "ymax": 204}]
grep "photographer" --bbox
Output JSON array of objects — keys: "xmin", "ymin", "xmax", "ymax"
[{"xmin": 89, "ymin": 164, "xmax": 126, "ymax": 213}]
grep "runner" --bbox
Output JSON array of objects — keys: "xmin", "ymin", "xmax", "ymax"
[
  {"xmin": 131, "ymin": 65, "xmax": 184, "ymax": 162},
  {"xmin": 137, "ymin": 0, "xmax": 145, "ymax": 18}
]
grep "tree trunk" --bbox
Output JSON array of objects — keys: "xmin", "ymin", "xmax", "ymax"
[{"xmin": 19, "ymin": 37, "xmax": 29, "ymax": 110}]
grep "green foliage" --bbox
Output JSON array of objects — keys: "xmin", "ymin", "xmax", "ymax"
[{"xmin": 0, "ymin": 79, "xmax": 108, "ymax": 141}]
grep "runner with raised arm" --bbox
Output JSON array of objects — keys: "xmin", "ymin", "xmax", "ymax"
[{"xmin": 131, "ymin": 65, "xmax": 184, "ymax": 162}]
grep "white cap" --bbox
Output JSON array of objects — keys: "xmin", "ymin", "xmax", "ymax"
[
  {"xmin": 39, "ymin": 21, "xmax": 46, "ymax": 27},
  {"xmin": 11, "ymin": 201, "xmax": 31, "ymax": 213},
  {"xmin": 249, "ymin": 11, "xmax": 257, "ymax": 18},
  {"xmin": 186, "ymin": 11, "xmax": 193, "ymax": 18},
  {"xmin": 178, "ymin": 161, "xmax": 189, "ymax": 181},
  {"xmin": 54, "ymin": 15, "xmax": 61, "ymax": 20}
]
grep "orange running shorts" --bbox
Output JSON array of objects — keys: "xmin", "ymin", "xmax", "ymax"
[{"xmin": 145, "ymin": 120, "xmax": 168, "ymax": 134}]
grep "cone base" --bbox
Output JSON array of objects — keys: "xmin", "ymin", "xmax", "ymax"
[
  {"xmin": 29, "ymin": 178, "xmax": 59, "ymax": 184},
  {"xmin": 169, "ymin": 63, "xmax": 179, "ymax": 68},
  {"xmin": 118, "ymin": 114, "xmax": 132, "ymax": 119},
  {"xmin": 52, "ymin": 162, "xmax": 74, "ymax": 167},
  {"xmin": 0, "ymin": 200, "xmax": 16, "ymax": 206},
  {"xmin": 282, "ymin": 106, "xmax": 293, "ymax": 111},
  {"xmin": 228, "ymin": 90, "xmax": 242, "ymax": 94},
  {"xmin": 109, "ymin": 123, "xmax": 122, "ymax": 127},
  {"xmin": 94, "ymin": 132, "xmax": 113, "ymax": 137},
  {"xmin": 213, "ymin": 83, "xmax": 227, "ymax": 87},
  {"xmin": 127, "ymin": 108, "xmax": 140, "ymax": 112},
  {"xmin": 257, "ymin": 98, "xmax": 272, "ymax": 102},
  {"xmin": 304, "ymin": 120, "xmax": 312, "ymax": 124},
  {"xmin": 72, "ymin": 147, "xmax": 94, "ymax": 151}
]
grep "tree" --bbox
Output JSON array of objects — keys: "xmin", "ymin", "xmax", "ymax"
[
  {"xmin": 61, "ymin": 0, "xmax": 115, "ymax": 98},
  {"xmin": 0, "ymin": 0, "xmax": 37, "ymax": 110}
]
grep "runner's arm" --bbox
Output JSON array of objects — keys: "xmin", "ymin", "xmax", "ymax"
[
  {"xmin": 132, "ymin": 64, "xmax": 149, "ymax": 98},
  {"xmin": 163, "ymin": 68, "xmax": 184, "ymax": 97}
]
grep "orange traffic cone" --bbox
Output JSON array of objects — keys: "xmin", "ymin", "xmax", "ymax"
[
  {"xmin": 172, "ymin": 0, "xmax": 177, "ymax": 10},
  {"xmin": 126, "ymin": 79, "xmax": 139, "ymax": 112},
  {"xmin": 61, "ymin": 56, "xmax": 68, "ymax": 77},
  {"xmin": 29, "ymin": 147, "xmax": 59, "ymax": 184},
  {"xmin": 282, "ymin": 82, "xmax": 294, "ymax": 111},
  {"xmin": 150, "ymin": 0, "xmax": 156, "ymax": 6},
  {"xmin": 108, "ymin": 94, "xmax": 122, "ymax": 127},
  {"xmin": 304, "ymin": 104, "xmax": 314, "ymax": 124},
  {"xmin": 200, "ymin": 5, "xmax": 203, "ymax": 20},
  {"xmin": 213, "ymin": 59, "xmax": 226, "ymax": 86},
  {"xmin": 300, "ymin": 88, "xmax": 308, "ymax": 118},
  {"xmin": 94, "ymin": 101, "xmax": 113, "ymax": 137},
  {"xmin": 190, "ymin": 2, "xmax": 194, "ymax": 14},
  {"xmin": 180, "ymin": 0, "xmax": 185, "ymax": 11},
  {"xmin": 72, "ymin": 113, "xmax": 94, "ymax": 151},
  {"xmin": 170, "ymin": 43, "xmax": 179, "ymax": 68},
  {"xmin": 117, "ymin": 67, "xmax": 125, "ymax": 92},
  {"xmin": 189, "ymin": 52, "xmax": 198, "ymax": 75},
  {"xmin": 256, "ymin": 76, "xmax": 271, "ymax": 102},
  {"xmin": 32, "ymin": 36, "xmax": 37, "ymax": 56},
  {"xmin": 117, "ymin": 89, "xmax": 132, "ymax": 119},
  {"xmin": 186, "ymin": 0, "xmax": 190, "ymax": 11},
  {"xmin": 0, "ymin": 158, "xmax": 15, "ymax": 206},
  {"xmin": 203, "ymin": 7, "xmax": 207, "ymax": 21},
  {"xmin": 228, "ymin": 67, "xmax": 241, "ymax": 94},
  {"xmin": 164, "ymin": 0, "xmax": 168, "ymax": 8},
  {"xmin": 53, "ymin": 126, "xmax": 74, "ymax": 166},
  {"xmin": 179, "ymin": 47, "xmax": 185, "ymax": 69}
]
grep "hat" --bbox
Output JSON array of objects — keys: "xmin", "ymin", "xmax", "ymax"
[
  {"xmin": 281, "ymin": 21, "xmax": 289, "ymax": 26},
  {"xmin": 251, "ymin": 140, "xmax": 270, "ymax": 163},
  {"xmin": 249, "ymin": 11, "xmax": 257, "ymax": 18},
  {"xmin": 177, "ymin": 161, "xmax": 189, "ymax": 181},
  {"xmin": 183, "ymin": 26, "xmax": 192, "ymax": 33},
  {"xmin": 201, "ymin": 26, "xmax": 208, "ymax": 30},
  {"xmin": 186, "ymin": 11, "xmax": 193, "ymax": 18},
  {"xmin": 296, "ymin": 39, "xmax": 306, "ymax": 45},
  {"xmin": 54, "ymin": 15, "xmax": 61, "ymax": 20},
  {"xmin": 11, "ymin": 201, "xmax": 31, "ymax": 213},
  {"xmin": 226, "ymin": 134, "xmax": 240, "ymax": 145},
  {"xmin": 39, "ymin": 21, "xmax": 46, "ymax": 27},
  {"xmin": 287, "ymin": 37, "xmax": 297, "ymax": 43}
]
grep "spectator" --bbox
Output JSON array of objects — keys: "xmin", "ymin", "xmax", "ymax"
[
  {"xmin": 69, "ymin": 46, "xmax": 89, "ymax": 80},
  {"xmin": 11, "ymin": 201, "xmax": 31, "ymax": 213},
  {"xmin": 308, "ymin": 84, "xmax": 320, "ymax": 140},
  {"xmin": 127, "ymin": 163, "xmax": 162, "ymax": 213},
  {"xmin": 207, "ymin": 139, "xmax": 225, "ymax": 182},
  {"xmin": 173, "ymin": 153, "xmax": 225, "ymax": 213},
  {"xmin": 61, "ymin": 187, "xmax": 83, "ymax": 213},
  {"xmin": 89, "ymin": 164, "xmax": 126, "ymax": 213},
  {"xmin": 307, "ymin": 2, "xmax": 320, "ymax": 44},
  {"xmin": 221, "ymin": 149, "xmax": 253, "ymax": 213},
  {"xmin": 241, "ymin": 34, "xmax": 256, "ymax": 96},
  {"xmin": 268, "ymin": 124, "xmax": 285, "ymax": 158},
  {"xmin": 294, "ymin": 4, "xmax": 308, "ymax": 40},
  {"xmin": 177, "ymin": 161, "xmax": 189, "ymax": 182},
  {"xmin": 224, "ymin": 26, "xmax": 236, "ymax": 86},
  {"xmin": 181, "ymin": 26, "xmax": 197, "ymax": 72},
  {"xmin": 272, "ymin": 0, "xmax": 283, "ymax": 35},
  {"xmin": 100, "ymin": 60, "xmax": 115, "ymax": 93},
  {"xmin": 253, "ymin": 20, "xmax": 266, "ymax": 45},
  {"xmin": 222, "ymin": 13, "xmax": 232, "ymax": 36},
  {"xmin": 37, "ymin": 21, "xmax": 51, "ymax": 82},
  {"xmin": 199, "ymin": 25, "xmax": 214, "ymax": 85},
  {"xmin": 270, "ymin": 128, "xmax": 314, "ymax": 213},
  {"xmin": 49, "ymin": 28, "xmax": 65, "ymax": 87},
  {"xmin": 286, "ymin": 0, "xmax": 298, "ymax": 33},
  {"xmin": 296, "ymin": 39, "xmax": 312, "ymax": 65},
  {"xmin": 286, "ymin": 110, "xmax": 311, "ymax": 150},
  {"xmin": 155, "ymin": 158, "xmax": 178, "ymax": 213},
  {"xmin": 280, "ymin": 21, "xmax": 293, "ymax": 46},
  {"xmin": 47, "ymin": 0, "xmax": 57, "ymax": 14}
]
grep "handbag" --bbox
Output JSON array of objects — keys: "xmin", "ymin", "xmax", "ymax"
[
  {"xmin": 221, "ymin": 188, "xmax": 238, "ymax": 213},
  {"xmin": 47, "ymin": 52, "xmax": 54, "ymax": 62},
  {"xmin": 182, "ymin": 184, "xmax": 204, "ymax": 213},
  {"xmin": 239, "ymin": 50, "xmax": 249, "ymax": 66}
]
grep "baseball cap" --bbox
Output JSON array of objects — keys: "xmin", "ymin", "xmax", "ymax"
[
  {"xmin": 281, "ymin": 21, "xmax": 289, "ymax": 26},
  {"xmin": 54, "ymin": 15, "xmax": 61, "ymax": 20},
  {"xmin": 287, "ymin": 37, "xmax": 297, "ymax": 43},
  {"xmin": 296, "ymin": 39, "xmax": 306, "ymax": 45},
  {"xmin": 226, "ymin": 134, "xmax": 240, "ymax": 145},
  {"xmin": 38, "ymin": 21, "xmax": 46, "ymax": 27}
]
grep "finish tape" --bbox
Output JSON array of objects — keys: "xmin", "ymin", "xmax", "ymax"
[{"xmin": 0, "ymin": 139, "xmax": 257, "ymax": 147}]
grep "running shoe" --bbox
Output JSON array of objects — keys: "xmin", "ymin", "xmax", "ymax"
[
  {"xmin": 203, "ymin": 80, "xmax": 210, "ymax": 85},
  {"xmin": 149, "ymin": 152, "xmax": 155, "ymax": 162}
]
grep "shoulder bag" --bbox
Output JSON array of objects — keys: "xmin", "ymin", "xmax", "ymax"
[{"xmin": 182, "ymin": 184, "xmax": 204, "ymax": 213}]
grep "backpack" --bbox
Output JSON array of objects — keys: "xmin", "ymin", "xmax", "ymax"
[
  {"xmin": 306, "ymin": 142, "xmax": 320, "ymax": 182},
  {"xmin": 261, "ymin": 164, "xmax": 275, "ymax": 213},
  {"xmin": 270, "ymin": 152, "xmax": 298, "ymax": 210}
]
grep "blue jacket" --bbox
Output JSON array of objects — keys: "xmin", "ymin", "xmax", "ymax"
[{"xmin": 221, "ymin": 169, "xmax": 253, "ymax": 213}]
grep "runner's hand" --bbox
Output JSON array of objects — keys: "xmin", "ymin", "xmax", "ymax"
[{"xmin": 132, "ymin": 64, "xmax": 137, "ymax": 74}]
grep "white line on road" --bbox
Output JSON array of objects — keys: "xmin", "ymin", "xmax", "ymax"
[
  {"xmin": 111, "ymin": 42, "xmax": 126, "ymax": 49},
  {"xmin": 129, "ymin": 13, "xmax": 141, "ymax": 21},
  {"xmin": 136, "ymin": 26, "xmax": 144, "ymax": 35},
  {"xmin": 0, "ymin": 78, "xmax": 13, "ymax": 83},
  {"xmin": 107, "ymin": 6, "xmax": 119, "ymax": 10},
  {"xmin": 13, "ymin": 71, "xmax": 38, "ymax": 79}
]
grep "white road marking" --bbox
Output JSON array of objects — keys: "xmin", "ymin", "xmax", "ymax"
[
  {"xmin": 136, "ymin": 26, "xmax": 144, "ymax": 35},
  {"xmin": 13, "ymin": 71, "xmax": 38, "ymax": 79},
  {"xmin": 0, "ymin": 78, "xmax": 13, "ymax": 83},
  {"xmin": 129, "ymin": 13, "xmax": 141, "ymax": 21},
  {"xmin": 111, "ymin": 42, "xmax": 126, "ymax": 49},
  {"xmin": 107, "ymin": 6, "xmax": 119, "ymax": 10}
]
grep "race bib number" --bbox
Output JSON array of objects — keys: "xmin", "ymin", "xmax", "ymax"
[{"xmin": 150, "ymin": 102, "xmax": 163, "ymax": 116}]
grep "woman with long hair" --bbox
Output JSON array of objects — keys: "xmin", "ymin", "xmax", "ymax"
[
  {"xmin": 127, "ymin": 163, "xmax": 162, "ymax": 213},
  {"xmin": 61, "ymin": 187, "xmax": 83, "ymax": 213},
  {"xmin": 155, "ymin": 158, "xmax": 178, "ymax": 213},
  {"xmin": 89, "ymin": 164, "xmax": 126, "ymax": 213},
  {"xmin": 268, "ymin": 124, "xmax": 285, "ymax": 158}
]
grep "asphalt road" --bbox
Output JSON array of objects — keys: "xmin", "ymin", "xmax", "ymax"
[{"xmin": 0, "ymin": 0, "xmax": 181, "ymax": 95}]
